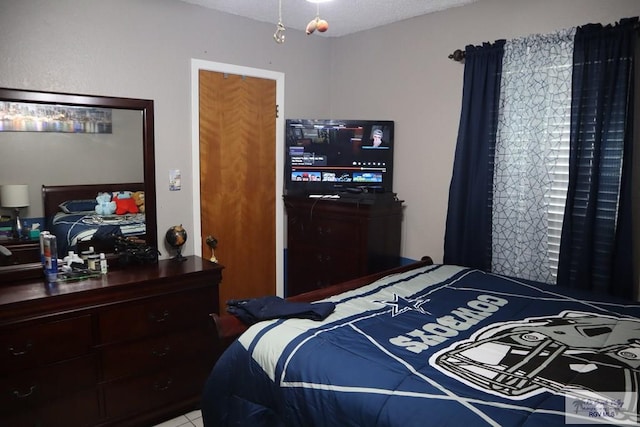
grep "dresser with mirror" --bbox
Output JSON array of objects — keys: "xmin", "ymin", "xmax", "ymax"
[{"xmin": 0, "ymin": 88, "xmax": 222, "ymax": 427}]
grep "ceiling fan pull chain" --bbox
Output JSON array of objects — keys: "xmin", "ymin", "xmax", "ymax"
[{"xmin": 273, "ymin": 0, "xmax": 286, "ymax": 43}]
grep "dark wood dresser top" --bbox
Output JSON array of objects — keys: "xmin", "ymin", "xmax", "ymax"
[{"xmin": 0, "ymin": 256, "xmax": 223, "ymax": 322}]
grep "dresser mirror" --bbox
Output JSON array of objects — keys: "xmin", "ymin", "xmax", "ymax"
[{"xmin": 0, "ymin": 88, "xmax": 156, "ymax": 282}]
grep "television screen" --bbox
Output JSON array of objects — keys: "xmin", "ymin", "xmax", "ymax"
[{"xmin": 284, "ymin": 119, "xmax": 394, "ymax": 195}]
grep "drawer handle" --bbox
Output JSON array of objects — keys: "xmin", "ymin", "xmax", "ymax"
[
  {"xmin": 315, "ymin": 254, "xmax": 331, "ymax": 263},
  {"xmin": 153, "ymin": 378, "xmax": 173, "ymax": 391},
  {"xmin": 148, "ymin": 310, "xmax": 170, "ymax": 323},
  {"xmin": 13, "ymin": 385, "xmax": 37, "ymax": 399},
  {"xmin": 152, "ymin": 345, "xmax": 171, "ymax": 357},
  {"xmin": 317, "ymin": 226, "xmax": 332, "ymax": 236},
  {"xmin": 7, "ymin": 341, "xmax": 33, "ymax": 357}
]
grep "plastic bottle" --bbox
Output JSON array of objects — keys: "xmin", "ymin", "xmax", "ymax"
[
  {"xmin": 87, "ymin": 254, "xmax": 100, "ymax": 271},
  {"xmin": 99, "ymin": 253, "xmax": 108, "ymax": 274}
]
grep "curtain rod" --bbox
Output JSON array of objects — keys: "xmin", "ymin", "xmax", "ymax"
[
  {"xmin": 449, "ymin": 19, "xmax": 639, "ymax": 61},
  {"xmin": 448, "ymin": 49, "xmax": 465, "ymax": 62}
]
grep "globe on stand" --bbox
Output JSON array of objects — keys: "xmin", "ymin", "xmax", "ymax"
[{"xmin": 165, "ymin": 225, "xmax": 187, "ymax": 262}]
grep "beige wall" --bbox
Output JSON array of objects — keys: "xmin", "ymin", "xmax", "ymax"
[{"xmin": 0, "ymin": 0, "xmax": 638, "ymax": 263}]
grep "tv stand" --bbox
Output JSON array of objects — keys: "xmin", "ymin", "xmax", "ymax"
[{"xmin": 284, "ymin": 195, "xmax": 403, "ymax": 297}]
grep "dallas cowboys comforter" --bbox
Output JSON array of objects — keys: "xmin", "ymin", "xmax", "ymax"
[
  {"xmin": 202, "ymin": 264, "xmax": 640, "ymax": 426},
  {"xmin": 50, "ymin": 211, "xmax": 146, "ymax": 255}
]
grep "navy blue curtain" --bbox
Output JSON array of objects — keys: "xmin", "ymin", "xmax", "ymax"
[
  {"xmin": 443, "ymin": 41, "xmax": 505, "ymax": 270},
  {"xmin": 557, "ymin": 18, "xmax": 637, "ymax": 298}
]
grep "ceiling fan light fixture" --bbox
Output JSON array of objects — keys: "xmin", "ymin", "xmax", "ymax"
[{"xmin": 275, "ymin": 0, "xmax": 331, "ymax": 40}]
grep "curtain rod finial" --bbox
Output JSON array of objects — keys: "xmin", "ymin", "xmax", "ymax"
[{"xmin": 448, "ymin": 49, "xmax": 465, "ymax": 62}]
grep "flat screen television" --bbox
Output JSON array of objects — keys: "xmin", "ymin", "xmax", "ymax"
[{"xmin": 284, "ymin": 119, "xmax": 394, "ymax": 195}]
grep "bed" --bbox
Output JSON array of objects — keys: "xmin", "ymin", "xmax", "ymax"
[
  {"xmin": 42, "ymin": 183, "xmax": 146, "ymax": 256},
  {"xmin": 203, "ymin": 258, "xmax": 640, "ymax": 426}
]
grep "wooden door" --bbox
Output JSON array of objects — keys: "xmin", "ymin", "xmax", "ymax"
[{"xmin": 199, "ymin": 70, "xmax": 276, "ymax": 312}]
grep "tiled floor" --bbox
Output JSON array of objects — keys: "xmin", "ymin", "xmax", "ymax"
[{"xmin": 152, "ymin": 409, "xmax": 203, "ymax": 427}]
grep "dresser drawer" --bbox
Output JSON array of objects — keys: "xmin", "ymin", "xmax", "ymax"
[
  {"xmin": 287, "ymin": 247, "xmax": 360, "ymax": 293},
  {"xmin": 102, "ymin": 327, "xmax": 214, "ymax": 380},
  {"xmin": 98, "ymin": 288, "xmax": 215, "ymax": 344},
  {"xmin": 288, "ymin": 215, "xmax": 361, "ymax": 247},
  {"xmin": 0, "ymin": 354, "xmax": 98, "ymax": 413},
  {"xmin": 311, "ymin": 217, "xmax": 360, "ymax": 246},
  {"xmin": 0, "ymin": 387, "xmax": 100, "ymax": 427},
  {"xmin": 103, "ymin": 359, "xmax": 211, "ymax": 419},
  {"xmin": 0, "ymin": 315, "xmax": 92, "ymax": 371}
]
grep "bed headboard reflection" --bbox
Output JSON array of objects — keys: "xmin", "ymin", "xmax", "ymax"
[
  {"xmin": 42, "ymin": 183, "xmax": 146, "ymax": 256},
  {"xmin": 42, "ymin": 183, "xmax": 144, "ymax": 218}
]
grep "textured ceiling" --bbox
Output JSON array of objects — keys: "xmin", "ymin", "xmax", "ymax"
[{"xmin": 179, "ymin": 0, "xmax": 478, "ymax": 37}]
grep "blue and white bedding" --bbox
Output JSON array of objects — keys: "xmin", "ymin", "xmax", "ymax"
[
  {"xmin": 202, "ymin": 264, "xmax": 640, "ymax": 427},
  {"xmin": 50, "ymin": 211, "xmax": 145, "ymax": 255}
]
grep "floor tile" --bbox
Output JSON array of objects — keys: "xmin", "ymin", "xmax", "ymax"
[
  {"xmin": 152, "ymin": 415, "xmax": 192, "ymax": 427},
  {"xmin": 185, "ymin": 409, "xmax": 202, "ymax": 421}
]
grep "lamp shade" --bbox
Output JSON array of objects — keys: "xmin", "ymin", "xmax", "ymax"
[{"xmin": 1, "ymin": 184, "xmax": 29, "ymax": 208}]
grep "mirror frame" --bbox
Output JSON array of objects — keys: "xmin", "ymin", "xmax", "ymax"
[{"xmin": 0, "ymin": 87, "xmax": 156, "ymax": 282}]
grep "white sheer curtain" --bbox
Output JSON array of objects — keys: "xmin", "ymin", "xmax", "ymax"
[{"xmin": 491, "ymin": 28, "xmax": 575, "ymax": 284}]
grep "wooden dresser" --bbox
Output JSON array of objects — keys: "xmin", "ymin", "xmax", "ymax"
[
  {"xmin": 0, "ymin": 256, "xmax": 223, "ymax": 427},
  {"xmin": 284, "ymin": 195, "xmax": 403, "ymax": 297}
]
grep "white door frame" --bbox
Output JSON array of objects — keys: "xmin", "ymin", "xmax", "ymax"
[{"xmin": 190, "ymin": 59, "xmax": 285, "ymax": 297}]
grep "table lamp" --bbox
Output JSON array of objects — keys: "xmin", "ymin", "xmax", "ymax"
[{"xmin": 1, "ymin": 184, "xmax": 29, "ymax": 239}]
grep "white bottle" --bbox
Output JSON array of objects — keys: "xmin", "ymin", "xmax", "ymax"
[{"xmin": 99, "ymin": 253, "xmax": 108, "ymax": 274}]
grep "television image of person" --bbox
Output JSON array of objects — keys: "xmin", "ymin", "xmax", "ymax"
[{"xmin": 362, "ymin": 126, "xmax": 390, "ymax": 149}]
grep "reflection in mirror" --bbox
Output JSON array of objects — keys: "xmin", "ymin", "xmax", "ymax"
[
  {"xmin": 1, "ymin": 110, "xmax": 143, "ymax": 214},
  {"xmin": 0, "ymin": 88, "xmax": 156, "ymax": 282}
]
